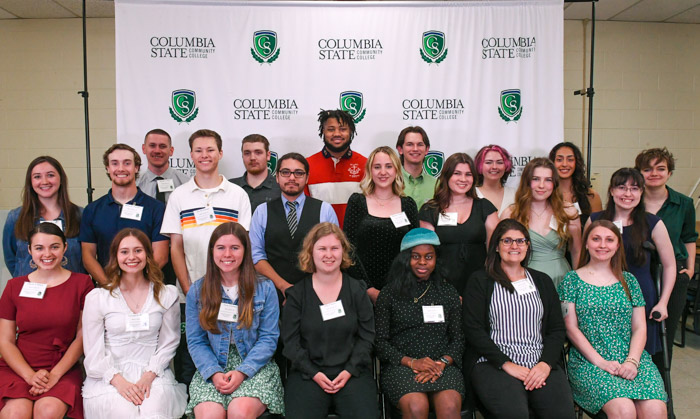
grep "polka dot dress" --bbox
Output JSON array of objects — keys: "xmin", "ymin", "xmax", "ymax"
[{"xmin": 375, "ymin": 278, "xmax": 465, "ymax": 406}]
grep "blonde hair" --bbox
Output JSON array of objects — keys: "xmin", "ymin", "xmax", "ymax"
[
  {"xmin": 360, "ymin": 146, "xmax": 405, "ymax": 197},
  {"xmin": 298, "ymin": 223, "xmax": 354, "ymax": 273}
]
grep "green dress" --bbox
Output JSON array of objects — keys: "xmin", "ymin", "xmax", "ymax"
[
  {"xmin": 528, "ymin": 229, "xmax": 570, "ymax": 288},
  {"xmin": 557, "ymin": 271, "xmax": 666, "ymax": 413}
]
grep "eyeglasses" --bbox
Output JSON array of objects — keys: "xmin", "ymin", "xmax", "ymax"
[
  {"xmin": 614, "ymin": 185, "xmax": 641, "ymax": 194},
  {"xmin": 500, "ymin": 237, "xmax": 528, "ymax": 246},
  {"xmin": 278, "ymin": 169, "xmax": 307, "ymax": 178}
]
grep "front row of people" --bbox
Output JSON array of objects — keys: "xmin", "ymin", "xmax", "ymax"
[{"xmin": 0, "ymin": 218, "xmax": 668, "ymax": 418}]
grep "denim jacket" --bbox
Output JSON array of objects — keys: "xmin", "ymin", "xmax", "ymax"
[
  {"xmin": 186, "ymin": 275, "xmax": 279, "ymax": 382},
  {"xmin": 2, "ymin": 207, "xmax": 85, "ymax": 277}
]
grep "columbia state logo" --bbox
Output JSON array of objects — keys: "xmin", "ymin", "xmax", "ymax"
[
  {"xmin": 169, "ymin": 89, "xmax": 199, "ymax": 123},
  {"xmin": 498, "ymin": 89, "xmax": 523, "ymax": 122},
  {"xmin": 423, "ymin": 150, "xmax": 444, "ymax": 178},
  {"xmin": 421, "ymin": 31, "xmax": 448, "ymax": 64},
  {"xmin": 267, "ymin": 151, "xmax": 278, "ymax": 175},
  {"xmin": 251, "ymin": 30, "xmax": 280, "ymax": 64},
  {"xmin": 339, "ymin": 91, "xmax": 367, "ymax": 123}
]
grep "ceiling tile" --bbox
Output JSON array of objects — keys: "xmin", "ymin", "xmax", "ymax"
[
  {"xmin": 0, "ymin": 7, "xmax": 18, "ymax": 19},
  {"xmin": 0, "ymin": 0, "xmax": 76, "ymax": 18},
  {"xmin": 55, "ymin": 0, "xmax": 115, "ymax": 18},
  {"xmin": 611, "ymin": 0, "xmax": 700, "ymax": 22},
  {"xmin": 665, "ymin": 4, "xmax": 700, "ymax": 23}
]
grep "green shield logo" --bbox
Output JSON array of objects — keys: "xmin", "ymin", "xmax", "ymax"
[
  {"xmin": 423, "ymin": 150, "xmax": 444, "ymax": 178},
  {"xmin": 339, "ymin": 91, "xmax": 367, "ymax": 123},
  {"xmin": 251, "ymin": 30, "xmax": 280, "ymax": 63},
  {"xmin": 169, "ymin": 89, "xmax": 199, "ymax": 123},
  {"xmin": 498, "ymin": 89, "xmax": 523, "ymax": 122},
  {"xmin": 267, "ymin": 151, "xmax": 278, "ymax": 175},
  {"xmin": 420, "ymin": 31, "xmax": 448, "ymax": 64}
]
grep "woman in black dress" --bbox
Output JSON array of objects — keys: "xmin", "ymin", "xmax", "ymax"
[
  {"xmin": 376, "ymin": 228, "xmax": 464, "ymax": 419},
  {"xmin": 343, "ymin": 146, "xmax": 419, "ymax": 303},
  {"xmin": 419, "ymin": 153, "xmax": 499, "ymax": 297}
]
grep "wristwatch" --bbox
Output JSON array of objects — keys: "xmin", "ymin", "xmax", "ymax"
[{"xmin": 438, "ymin": 356, "xmax": 450, "ymax": 366}]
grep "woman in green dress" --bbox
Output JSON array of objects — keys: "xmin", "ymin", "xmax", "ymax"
[{"xmin": 558, "ymin": 220, "xmax": 666, "ymax": 417}]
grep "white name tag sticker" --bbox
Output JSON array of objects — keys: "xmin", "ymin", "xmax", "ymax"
[
  {"xmin": 437, "ymin": 212, "xmax": 458, "ymax": 226},
  {"xmin": 548, "ymin": 215, "xmax": 558, "ymax": 231},
  {"xmin": 512, "ymin": 278, "xmax": 537, "ymax": 296},
  {"xmin": 390, "ymin": 212, "xmax": 411, "ymax": 228},
  {"xmin": 573, "ymin": 202, "xmax": 582, "ymax": 215},
  {"xmin": 121, "ymin": 204, "xmax": 144, "ymax": 221},
  {"xmin": 217, "ymin": 303, "xmax": 238, "ymax": 322},
  {"xmin": 41, "ymin": 220, "xmax": 63, "ymax": 231},
  {"xmin": 157, "ymin": 178, "xmax": 175, "ymax": 192},
  {"xmin": 19, "ymin": 282, "xmax": 47, "ymax": 299},
  {"xmin": 320, "ymin": 300, "xmax": 346, "ymax": 321},
  {"xmin": 422, "ymin": 305, "xmax": 445, "ymax": 323},
  {"xmin": 194, "ymin": 207, "xmax": 216, "ymax": 225},
  {"xmin": 613, "ymin": 220, "xmax": 624, "ymax": 233},
  {"xmin": 125, "ymin": 313, "xmax": 150, "ymax": 332}
]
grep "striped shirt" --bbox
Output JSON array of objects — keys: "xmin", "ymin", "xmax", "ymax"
[{"xmin": 477, "ymin": 272, "xmax": 544, "ymax": 368}]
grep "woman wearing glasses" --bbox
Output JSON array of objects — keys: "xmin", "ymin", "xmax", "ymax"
[{"xmin": 463, "ymin": 219, "xmax": 573, "ymax": 418}]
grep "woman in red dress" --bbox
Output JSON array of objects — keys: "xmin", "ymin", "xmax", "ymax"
[{"xmin": 0, "ymin": 222, "xmax": 93, "ymax": 418}]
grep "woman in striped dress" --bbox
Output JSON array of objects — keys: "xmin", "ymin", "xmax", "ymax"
[{"xmin": 463, "ymin": 219, "xmax": 574, "ymax": 418}]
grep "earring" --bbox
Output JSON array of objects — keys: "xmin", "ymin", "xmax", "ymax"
[
  {"xmin": 29, "ymin": 260, "xmax": 37, "ymax": 269},
  {"xmin": 61, "ymin": 256, "xmax": 68, "ymax": 267}
]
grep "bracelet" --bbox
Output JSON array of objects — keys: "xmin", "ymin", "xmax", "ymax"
[
  {"xmin": 410, "ymin": 358, "xmax": 415, "ymax": 369},
  {"xmin": 624, "ymin": 357, "xmax": 639, "ymax": 368}
]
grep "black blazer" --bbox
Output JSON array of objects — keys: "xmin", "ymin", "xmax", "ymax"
[{"xmin": 462, "ymin": 268, "xmax": 566, "ymax": 378}]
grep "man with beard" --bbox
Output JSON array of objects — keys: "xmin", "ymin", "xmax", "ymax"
[
  {"xmin": 229, "ymin": 134, "xmax": 281, "ymax": 212},
  {"xmin": 305, "ymin": 109, "xmax": 366, "ymax": 228},
  {"xmin": 80, "ymin": 143, "xmax": 169, "ymax": 286},
  {"xmin": 396, "ymin": 126, "xmax": 436, "ymax": 208},
  {"xmin": 249, "ymin": 153, "xmax": 338, "ymax": 302},
  {"xmin": 137, "ymin": 128, "xmax": 190, "ymax": 204}
]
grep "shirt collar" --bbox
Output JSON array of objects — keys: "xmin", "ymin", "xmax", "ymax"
[
  {"xmin": 664, "ymin": 186, "xmax": 682, "ymax": 206},
  {"xmin": 321, "ymin": 147, "xmax": 353, "ymax": 160},
  {"xmin": 402, "ymin": 166, "xmax": 424, "ymax": 181},
  {"xmin": 106, "ymin": 188, "xmax": 144, "ymax": 205},
  {"xmin": 241, "ymin": 171, "xmax": 276, "ymax": 189},
  {"xmin": 282, "ymin": 193, "xmax": 306, "ymax": 207},
  {"xmin": 189, "ymin": 175, "xmax": 227, "ymax": 192}
]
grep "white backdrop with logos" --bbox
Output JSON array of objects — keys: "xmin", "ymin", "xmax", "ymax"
[{"xmin": 115, "ymin": 0, "xmax": 563, "ymax": 184}]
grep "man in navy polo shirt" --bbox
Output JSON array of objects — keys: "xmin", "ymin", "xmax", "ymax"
[{"xmin": 80, "ymin": 143, "xmax": 169, "ymax": 286}]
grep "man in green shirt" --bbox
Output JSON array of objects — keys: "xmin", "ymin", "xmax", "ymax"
[
  {"xmin": 635, "ymin": 147, "xmax": 698, "ymax": 366},
  {"xmin": 396, "ymin": 126, "xmax": 437, "ymax": 209}
]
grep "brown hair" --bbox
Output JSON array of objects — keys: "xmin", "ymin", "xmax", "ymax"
[
  {"xmin": 359, "ymin": 146, "xmax": 405, "ymax": 197},
  {"xmin": 15, "ymin": 156, "xmax": 81, "ymax": 241},
  {"xmin": 511, "ymin": 157, "xmax": 574, "ymax": 247},
  {"xmin": 199, "ymin": 222, "xmax": 258, "ymax": 333},
  {"xmin": 298, "ymin": 223, "xmax": 353, "ymax": 273},
  {"xmin": 634, "ymin": 147, "xmax": 675, "ymax": 173},
  {"xmin": 189, "ymin": 129, "xmax": 223, "ymax": 151},
  {"xmin": 144, "ymin": 128, "xmax": 172, "ymax": 145},
  {"xmin": 395, "ymin": 126, "xmax": 429, "ymax": 164},
  {"xmin": 425, "ymin": 153, "xmax": 478, "ymax": 213},
  {"xmin": 578, "ymin": 220, "xmax": 631, "ymax": 300},
  {"xmin": 104, "ymin": 228, "xmax": 165, "ymax": 307},
  {"xmin": 102, "ymin": 143, "xmax": 142, "ymax": 181},
  {"xmin": 241, "ymin": 134, "xmax": 270, "ymax": 152},
  {"xmin": 485, "ymin": 219, "xmax": 532, "ymax": 294}
]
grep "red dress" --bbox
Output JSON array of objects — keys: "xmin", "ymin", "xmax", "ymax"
[{"xmin": 0, "ymin": 273, "xmax": 93, "ymax": 418}]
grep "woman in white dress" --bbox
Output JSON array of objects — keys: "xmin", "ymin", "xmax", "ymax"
[{"xmin": 82, "ymin": 228, "xmax": 186, "ymax": 418}]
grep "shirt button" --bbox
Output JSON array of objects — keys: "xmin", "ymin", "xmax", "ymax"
[{"xmin": 204, "ymin": 194, "xmax": 209, "ymax": 198}]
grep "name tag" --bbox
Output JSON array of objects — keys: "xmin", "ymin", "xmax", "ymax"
[
  {"xmin": 41, "ymin": 220, "xmax": 63, "ymax": 231},
  {"xmin": 437, "ymin": 212, "xmax": 458, "ymax": 226},
  {"xmin": 613, "ymin": 220, "xmax": 624, "ymax": 232},
  {"xmin": 19, "ymin": 282, "xmax": 47, "ymax": 299},
  {"xmin": 390, "ymin": 212, "xmax": 410, "ymax": 228},
  {"xmin": 422, "ymin": 305, "xmax": 445, "ymax": 323},
  {"xmin": 320, "ymin": 300, "xmax": 345, "ymax": 321},
  {"xmin": 121, "ymin": 204, "xmax": 143, "ymax": 221},
  {"xmin": 573, "ymin": 202, "xmax": 582, "ymax": 215},
  {"xmin": 217, "ymin": 303, "xmax": 238, "ymax": 322},
  {"xmin": 157, "ymin": 178, "xmax": 175, "ymax": 192},
  {"xmin": 548, "ymin": 215, "xmax": 558, "ymax": 231},
  {"xmin": 512, "ymin": 278, "xmax": 536, "ymax": 296},
  {"xmin": 125, "ymin": 313, "xmax": 150, "ymax": 332},
  {"xmin": 194, "ymin": 207, "xmax": 216, "ymax": 225}
]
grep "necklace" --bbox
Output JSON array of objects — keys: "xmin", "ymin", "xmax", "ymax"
[
  {"xmin": 414, "ymin": 282, "xmax": 431, "ymax": 303},
  {"xmin": 121, "ymin": 285, "xmax": 147, "ymax": 311},
  {"xmin": 531, "ymin": 204, "xmax": 549, "ymax": 218},
  {"xmin": 373, "ymin": 194, "xmax": 394, "ymax": 207}
]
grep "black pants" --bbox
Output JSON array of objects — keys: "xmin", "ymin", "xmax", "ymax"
[
  {"xmin": 472, "ymin": 362, "xmax": 575, "ymax": 419},
  {"xmin": 285, "ymin": 368, "xmax": 378, "ymax": 419},
  {"xmin": 652, "ymin": 270, "xmax": 690, "ymax": 377},
  {"xmin": 174, "ymin": 303, "xmax": 196, "ymax": 387}
]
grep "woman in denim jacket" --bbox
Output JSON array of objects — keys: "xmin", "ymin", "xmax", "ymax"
[{"xmin": 185, "ymin": 222, "xmax": 283, "ymax": 418}]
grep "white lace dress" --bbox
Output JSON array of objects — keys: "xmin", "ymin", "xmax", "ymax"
[{"xmin": 82, "ymin": 284, "xmax": 187, "ymax": 419}]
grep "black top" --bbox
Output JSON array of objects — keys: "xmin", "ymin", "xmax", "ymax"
[
  {"xmin": 375, "ymin": 277, "xmax": 464, "ymax": 367},
  {"xmin": 462, "ymin": 268, "xmax": 566, "ymax": 376},
  {"xmin": 265, "ymin": 197, "xmax": 322, "ymax": 286},
  {"xmin": 418, "ymin": 198, "xmax": 496, "ymax": 297},
  {"xmin": 229, "ymin": 172, "xmax": 281, "ymax": 213},
  {"xmin": 343, "ymin": 193, "xmax": 419, "ymax": 290},
  {"xmin": 281, "ymin": 274, "xmax": 375, "ymax": 379}
]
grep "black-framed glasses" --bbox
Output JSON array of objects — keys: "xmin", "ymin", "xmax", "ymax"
[
  {"xmin": 500, "ymin": 237, "xmax": 528, "ymax": 246},
  {"xmin": 278, "ymin": 169, "xmax": 307, "ymax": 178}
]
